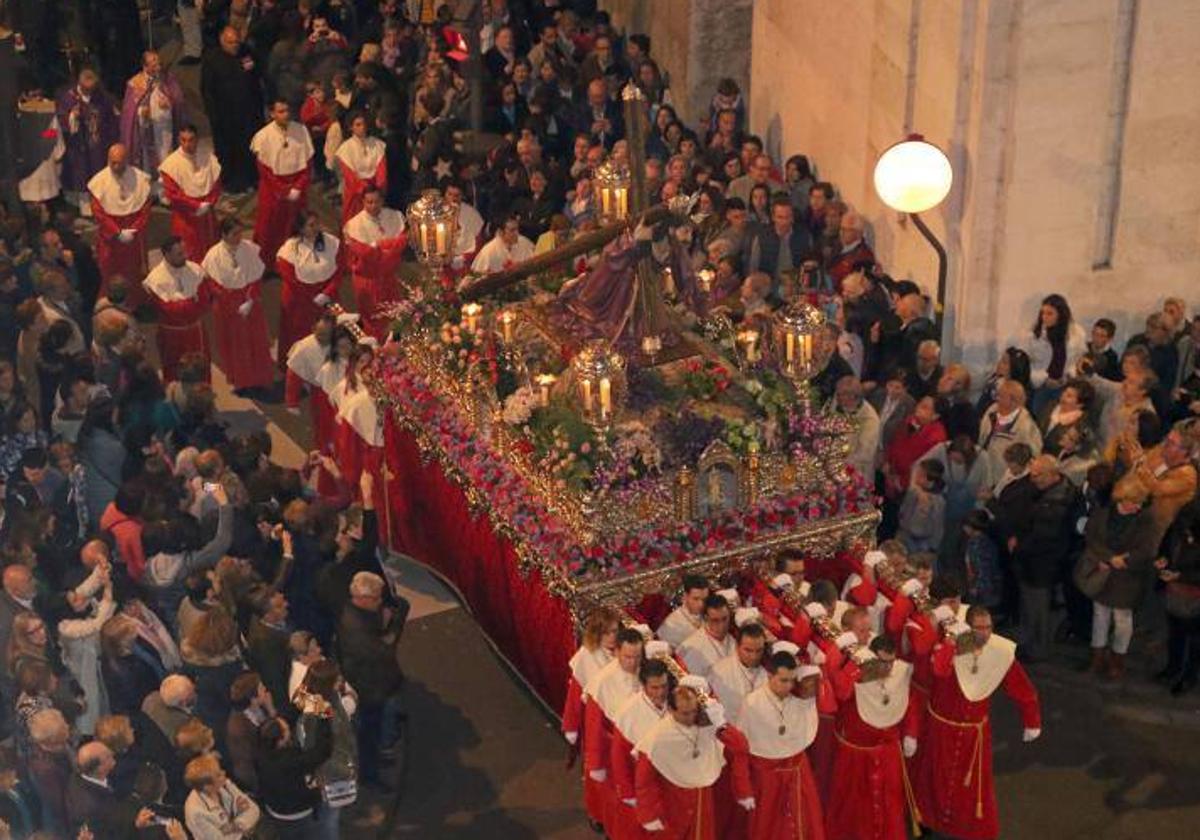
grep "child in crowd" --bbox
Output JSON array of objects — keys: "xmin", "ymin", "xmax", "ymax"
[
  {"xmin": 1087, "ymin": 318, "xmax": 1120, "ymax": 381},
  {"xmin": 898, "ymin": 458, "xmax": 945, "ymax": 554},
  {"xmin": 960, "ymin": 509, "xmax": 1002, "ymax": 609}
]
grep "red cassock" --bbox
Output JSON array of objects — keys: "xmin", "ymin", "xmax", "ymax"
[
  {"xmin": 141, "ymin": 260, "xmax": 210, "ymax": 384},
  {"xmin": 312, "ymin": 358, "xmax": 347, "ymax": 456},
  {"xmin": 88, "ymin": 166, "xmax": 152, "ymax": 309},
  {"xmin": 609, "ymin": 689, "xmax": 671, "ymax": 840},
  {"xmin": 824, "ymin": 657, "xmax": 922, "ymax": 840},
  {"xmin": 583, "ymin": 661, "xmax": 641, "ymax": 830},
  {"xmin": 912, "ymin": 636, "xmax": 1040, "ymax": 840},
  {"xmin": 250, "ymin": 121, "xmax": 315, "ymax": 272},
  {"xmin": 160, "ymin": 147, "xmax": 223, "ymax": 262},
  {"xmin": 344, "ymin": 207, "xmax": 407, "ymax": 322},
  {"xmin": 734, "ymin": 681, "xmax": 824, "ymax": 840},
  {"xmin": 562, "ymin": 645, "xmax": 613, "ymax": 799},
  {"xmin": 335, "ymin": 136, "xmax": 388, "ymax": 227},
  {"xmin": 285, "ymin": 333, "xmax": 328, "ymax": 411},
  {"xmin": 334, "ymin": 382, "xmax": 385, "ymax": 507},
  {"xmin": 633, "ymin": 720, "xmax": 752, "ymax": 840},
  {"xmin": 275, "ymin": 234, "xmax": 343, "ymax": 370},
  {"xmin": 201, "ymin": 239, "xmax": 273, "ymax": 390}
]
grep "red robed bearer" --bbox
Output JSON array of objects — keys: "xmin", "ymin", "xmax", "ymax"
[
  {"xmin": 335, "ymin": 112, "xmax": 387, "ymax": 226},
  {"xmin": 344, "ymin": 185, "xmax": 406, "ymax": 320},
  {"xmin": 142, "ymin": 236, "xmax": 210, "ymax": 383},
  {"xmin": 285, "ymin": 313, "xmax": 336, "ymax": 419},
  {"xmin": 251, "ymin": 101, "xmax": 314, "ymax": 272},
  {"xmin": 656, "ymin": 575, "xmax": 710, "ymax": 648},
  {"xmin": 912, "ymin": 605, "xmax": 1041, "ymax": 840},
  {"xmin": 735, "ymin": 644, "xmax": 825, "ymax": 840},
  {"xmin": 609, "ymin": 652, "xmax": 673, "ymax": 840},
  {"xmin": 633, "ymin": 682, "xmax": 753, "ymax": 839},
  {"xmin": 160, "ymin": 124, "xmax": 222, "ymax": 262},
  {"xmin": 89, "ymin": 144, "xmax": 152, "ymax": 308},
  {"xmin": 333, "ymin": 341, "xmax": 384, "ymax": 499},
  {"xmin": 708, "ymin": 614, "xmax": 767, "ymax": 723},
  {"xmin": 202, "ymin": 218, "xmax": 273, "ymax": 393},
  {"xmin": 583, "ymin": 628, "xmax": 646, "ymax": 833},
  {"xmin": 825, "ymin": 634, "xmax": 921, "ymax": 840},
  {"xmin": 562, "ymin": 607, "xmax": 619, "ymax": 759},
  {"xmin": 677, "ymin": 591, "xmax": 739, "ymax": 677},
  {"xmin": 276, "ymin": 212, "xmax": 343, "ymax": 369}
]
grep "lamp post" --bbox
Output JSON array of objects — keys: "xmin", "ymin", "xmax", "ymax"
[{"xmin": 872, "ymin": 134, "xmax": 953, "ymax": 337}]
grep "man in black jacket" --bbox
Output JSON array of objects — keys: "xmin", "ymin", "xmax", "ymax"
[
  {"xmin": 65, "ymin": 741, "xmax": 125, "ymax": 837},
  {"xmin": 1013, "ymin": 456, "xmax": 1081, "ymax": 661},
  {"xmin": 337, "ymin": 571, "xmax": 409, "ymax": 789}
]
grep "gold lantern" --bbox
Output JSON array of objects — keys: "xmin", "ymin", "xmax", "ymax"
[
  {"xmin": 571, "ymin": 340, "xmax": 626, "ymax": 430},
  {"xmin": 407, "ymin": 189, "xmax": 458, "ymax": 268},
  {"xmin": 594, "ymin": 158, "xmax": 631, "ymax": 224},
  {"xmin": 772, "ymin": 299, "xmax": 829, "ymax": 405}
]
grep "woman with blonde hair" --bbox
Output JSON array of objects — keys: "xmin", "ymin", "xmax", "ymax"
[
  {"xmin": 181, "ymin": 608, "xmax": 247, "ymax": 739},
  {"xmin": 560, "ymin": 606, "xmax": 621, "ymax": 752}
]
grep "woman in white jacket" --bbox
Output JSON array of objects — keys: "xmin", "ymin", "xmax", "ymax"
[
  {"xmin": 57, "ymin": 561, "xmax": 116, "ymax": 735},
  {"xmin": 1025, "ymin": 293, "xmax": 1088, "ymax": 416}
]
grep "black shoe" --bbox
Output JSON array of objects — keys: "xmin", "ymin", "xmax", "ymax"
[{"xmin": 1170, "ymin": 673, "xmax": 1198, "ymax": 697}]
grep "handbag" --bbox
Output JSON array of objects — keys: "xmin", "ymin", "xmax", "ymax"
[
  {"xmin": 1072, "ymin": 551, "xmax": 1111, "ymax": 599},
  {"xmin": 322, "ymin": 778, "xmax": 358, "ymax": 808},
  {"xmin": 1165, "ymin": 581, "xmax": 1200, "ymax": 621}
]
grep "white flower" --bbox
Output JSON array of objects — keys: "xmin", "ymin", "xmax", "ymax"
[{"xmin": 502, "ymin": 386, "xmax": 537, "ymax": 426}]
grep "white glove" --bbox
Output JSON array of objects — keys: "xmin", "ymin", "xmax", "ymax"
[
  {"xmin": 902, "ymin": 736, "xmax": 918, "ymax": 757},
  {"xmin": 237, "ymin": 300, "xmax": 253, "ymax": 317},
  {"xmin": 286, "ymin": 406, "xmax": 302, "ymax": 416},
  {"xmin": 643, "ymin": 820, "xmax": 664, "ymax": 832},
  {"xmin": 737, "ymin": 797, "xmax": 756, "ymax": 812},
  {"xmin": 588, "ymin": 769, "xmax": 607, "ymax": 783},
  {"xmin": 451, "ymin": 255, "xmax": 465, "ymax": 270},
  {"xmin": 900, "ymin": 578, "xmax": 923, "ymax": 597},
  {"xmin": 117, "ymin": 229, "xmax": 135, "ymax": 243},
  {"xmin": 864, "ymin": 550, "xmax": 887, "ymax": 569},
  {"xmin": 947, "ymin": 620, "xmax": 971, "ymax": 637},
  {"xmin": 314, "ymin": 293, "xmax": 331, "ymax": 307},
  {"xmin": 931, "ymin": 605, "xmax": 955, "ymax": 624},
  {"xmin": 804, "ymin": 602, "xmax": 827, "ymax": 620},
  {"xmin": 1023, "ymin": 728, "xmax": 1042, "ymax": 743},
  {"xmin": 564, "ymin": 731, "xmax": 578, "ymax": 746},
  {"xmin": 287, "ymin": 188, "xmax": 301, "ymax": 201},
  {"xmin": 806, "ymin": 642, "xmax": 826, "ymax": 665},
  {"xmin": 703, "ymin": 700, "xmax": 726, "ymax": 729},
  {"xmin": 196, "ymin": 202, "xmax": 211, "ymax": 216},
  {"xmin": 622, "ymin": 798, "xmax": 636, "ymax": 808},
  {"xmin": 835, "ymin": 631, "xmax": 858, "ymax": 650}
]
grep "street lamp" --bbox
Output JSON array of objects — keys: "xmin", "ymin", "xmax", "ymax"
[{"xmin": 873, "ymin": 134, "xmax": 953, "ymax": 336}]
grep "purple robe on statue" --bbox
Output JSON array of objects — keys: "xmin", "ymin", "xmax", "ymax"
[
  {"xmin": 119, "ymin": 71, "xmax": 186, "ymax": 174},
  {"xmin": 55, "ymin": 86, "xmax": 121, "ymax": 193},
  {"xmin": 557, "ymin": 233, "xmax": 643, "ymax": 339}
]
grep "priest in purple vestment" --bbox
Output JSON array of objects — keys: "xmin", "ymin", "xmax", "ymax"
[
  {"xmin": 56, "ymin": 68, "xmax": 121, "ymax": 206},
  {"xmin": 119, "ymin": 51, "xmax": 187, "ymax": 181}
]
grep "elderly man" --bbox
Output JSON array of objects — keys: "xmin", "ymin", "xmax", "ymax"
[
  {"xmin": 746, "ymin": 196, "xmax": 813, "ymax": 301},
  {"xmin": 728, "ymin": 153, "xmax": 786, "ymax": 205},
  {"xmin": 120, "ymin": 50, "xmax": 186, "ymax": 180},
  {"xmin": 873, "ymin": 280, "xmax": 936, "ymax": 382},
  {"xmin": 573, "ymin": 78, "xmax": 624, "ymax": 149},
  {"xmin": 830, "ymin": 375, "xmax": 881, "ymax": 479},
  {"xmin": 88, "ymin": 144, "xmax": 152, "ymax": 308},
  {"xmin": 338, "ymin": 571, "xmax": 410, "ymax": 789},
  {"xmin": 1117, "ymin": 420, "xmax": 1199, "ymax": 542},
  {"xmin": 827, "ymin": 211, "xmax": 874, "ymax": 288},
  {"xmin": 56, "ymin": 68, "xmax": 121, "ymax": 209},
  {"xmin": 906, "ymin": 339, "xmax": 943, "ymax": 400},
  {"xmin": 810, "ymin": 323, "xmax": 855, "ymax": 403},
  {"xmin": 200, "ymin": 27, "xmax": 262, "ymax": 193},
  {"xmin": 1012, "ymin": 456, "xmax": 1080, "ymax": 662},
  {"xmin": 141, "ymin": 674, "xmax": 197, "ymax": 746},
  {"xmin": 937, "ymin": 363, "xmax": 979, "ymax": 440},
  {"xmin": 978, "ymin": 380, "xmax": 1044, "ymax": 477},
  {"xmin": 66, "ymin": 741, "xmax": 125, "ymax": 836}
]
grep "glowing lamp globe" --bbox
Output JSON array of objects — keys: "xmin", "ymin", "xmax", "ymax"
[{"xmin": 873, "ymin": 135, "xmax": 953, "ymax": 213}]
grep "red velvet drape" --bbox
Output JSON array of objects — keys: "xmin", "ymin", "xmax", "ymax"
[{"xmin": 382, "ymin": 418, "xmax": 577, "ymax": 712}]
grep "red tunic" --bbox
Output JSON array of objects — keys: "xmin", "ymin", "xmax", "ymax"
[
  {"xmin": 92, "ymin": 198, "xmax": 151, "ymax": 309},
  {"xmin": 337, "ymin": 155, "xmax": 387, "ymax": 228},
  {"xmin": 345, "ymin": 228, "xmax": 407, "ymax": 321},
  {"xmin": 207, "ymin": 279, "xmax": 273, "ymax": 389},
  {"xmin": 610, "ymin": 727, "xmax": 652, "ymax": 840},
  {"xmin": 912, "ymin": 642, "xmax": 1040, "ymax": 840},
  {"xmin": 746, "ymin": 752, "xmax": 824, "ymax": 840},
  {"xmin": 275, "ymin": 243, "xmax": 343, "ymax": 370},
  {"xmin": 161, "ymin": 172, "xmax": 221, "ymax": 262},
  {"xmin": 253, "ymin": 162, "xmax": 312, "ymax": 274},
  {"xmin": 633, "ymin": 727, "xmax": 753, "ymax": 840},
  {"xmin": 883, "ymin": 419, "xmax": 948, "ymax": 498},
  {"xmin": 824, "ymin": 661, "xmax": 921, "ymax": 840},
  {"xmin": 146, "ymin": 285, "xmax": 209, "ymax": 384}
]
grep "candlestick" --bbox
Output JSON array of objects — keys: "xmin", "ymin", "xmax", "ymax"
[
  {"xmin": 435, "ymin": 222, "xmax": 447, "ymax": 255},
  {"xmin": 498, "ymin": 310, "xmax": 516, "ymax": 343},
  {"xmin": 800, "ymin": 334, "xmax": 813, "ymax": 367},
  {"xmin": 616, "ymin": 188, "xmax": 628, "ymax": 218},
  {"xmin": 785, "ymin": 332, "xmax": 795, "ymax": 364},
  {"xmin": 737, "ymin": 329, "xmax": 759, "ymax": 362},
  {"xmin": 461, "ymin": 303, "xmax": 482, "ymax": 333},
  {"xmin": 599, "ymin": 188, "xmax": 611, "ymax": 216},
  {"xmin": 581, "ymin": 378, "xmax": 593, "ymax": 414},
  {"xmin": 599, "ymin": 377, "xmax": 612, "ymax": 421},
  {"xmin": 536, "ymin": 373, "xmax": 556, "ymax": 407}
]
